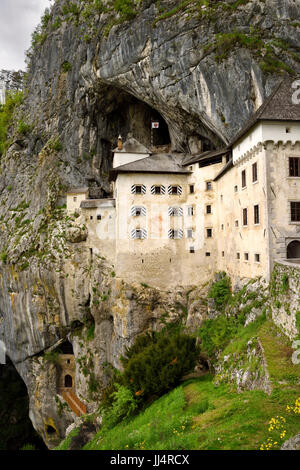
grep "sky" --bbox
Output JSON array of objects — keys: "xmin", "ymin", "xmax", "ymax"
[{"xmin": 0, "ymin": 0, "xmax": 53, "ymax": 71}]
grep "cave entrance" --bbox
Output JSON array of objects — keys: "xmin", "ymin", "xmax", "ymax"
[
  {"xmin": 0, "ymin": 356, "xmax": 47, "ymax": 450},
  {"xmin": 60, "ymin": 341, "xmax": 74, "ymax": 355},
  {"xmin": 96, "ymin": 86, "xmax": 171, "ymax": 157}
]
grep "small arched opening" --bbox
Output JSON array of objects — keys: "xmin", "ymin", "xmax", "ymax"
[
  {"xmin": 64, "ymin": 374, "xmax": 73, "ymax": 388},
  {"xmin": 287, "ymin": 240, "xmax": 300, "ymax": 259}
]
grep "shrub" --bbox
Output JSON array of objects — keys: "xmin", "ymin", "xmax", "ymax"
[
  {"xmin": 61, "ymin": 61, "xmax": 72, "ymax": 72},
  {"xmin": 121, "ymin": 331, "xmax": 199, "ymax": 401},
  {"xmin": 43, "ymin": 350, "xmax": 60, "ymax": 364},
  {"xmin": 102, "ymin": 384, "xmax": 138, "ymax": 429},
  {"xmin": 0, "ymin": 90, "xmax": 23, "ymax": 155},
  {"xmin": 49, "ymin": 138, "xmax": 62, "ymax": 152},
  {"xmin": 0, "ymin": 249, "xmax": 7, "ymax": 264},
  {"xmin": 208, "ymin": 273, "xmax": 232, "ymax": 311},
  {"xmin": 18, "ymin": 120, "xmax": 31, "ymax": 136}
]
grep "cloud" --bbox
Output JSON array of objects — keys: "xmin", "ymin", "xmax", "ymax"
[{"xmin": 0, "ymin": 0, "xmax": 52, "ymax": 70}]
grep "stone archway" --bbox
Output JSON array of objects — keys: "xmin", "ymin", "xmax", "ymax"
[
  {"xmin": 287, "ymin": 240, "xmax": 300, "ymax": 259},
  {"xmin": 64, "ymin": 374, "xmax": 73, "ymax": 388}
]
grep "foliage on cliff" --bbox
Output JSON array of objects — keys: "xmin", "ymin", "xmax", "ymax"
[{"xmin": 57, "ymin": 305, "xmax": 300, "ymax": 450}]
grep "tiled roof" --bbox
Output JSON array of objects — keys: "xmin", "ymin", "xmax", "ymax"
[
  {"xmin": 230, "ymin": 77, "xmax": 300, "ymax": 146},
  {"xmin": 80, "ymin": 198, "xmax": 115, "ymax": 209},
  {"xmin": 111, "ymin": 153, "xmax": 191, "ymax": 179},
  {"xmin": 182, "ymin": 147, "xmax": 231, "ymax": 166}
]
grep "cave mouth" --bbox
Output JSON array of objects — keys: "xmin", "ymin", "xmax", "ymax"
[
  {"xmin": 101, "ymin": 89, "xmax": 171, "ymax": 150},
  {"xmin": 0, "ymin": 356, "xmax": 47, "ymax": 450},
  {"xmin": 60, "ymin": 340, "xmax": 74, "ymax": 355}
]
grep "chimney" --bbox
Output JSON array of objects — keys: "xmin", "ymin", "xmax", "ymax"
[{"xmin": 117, "ymin": 135, "xmax": 122, "ymax": 150}]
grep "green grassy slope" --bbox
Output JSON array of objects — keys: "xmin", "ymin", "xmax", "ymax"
[{"xmin": 57, "ymin": 315, "xmax": 300, "ymax": 450}]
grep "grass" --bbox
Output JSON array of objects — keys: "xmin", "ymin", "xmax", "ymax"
[
  {"xmin": 56, "ymin": 306, "xmax": 300, "ymax": 451},
  {"xmin": 79, "ymin": 371, "xmax": 300, "ymax": 450}
]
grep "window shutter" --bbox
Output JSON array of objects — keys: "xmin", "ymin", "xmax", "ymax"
[
  {"xmin": 131, "ymin": 206, "xmax": 146, "ymax": 216},
  {"xmin": 151, "ymin": 185, "xmax": 165, "ymax": 194},
  {"xmin": 168, "ymin": 185, "xmax": 182, "ymax": 195},
  {"xmin": 131, "ymin": 185, "xmax": 146, "ymax": 194},
  {"xmin": 168, "ymin": 207, "xmax": 183, "ymax": 216}
]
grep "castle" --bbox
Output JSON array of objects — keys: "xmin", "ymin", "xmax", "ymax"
[{"xmin": 67, "ymin": 79, "xmax": 300, "ymax": 289}]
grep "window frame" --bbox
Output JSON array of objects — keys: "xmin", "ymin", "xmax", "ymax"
[
  {"xmin": 241, "ymin": 169, "xmax": 246, "ymax": 188},
  {"xmin": 242, "ymin": 208, "xmax": 248, "ymax": 226},
  {"xmin": 252, "ymin": 162, "xmax": 258, "ymax": 183},
  {"xmin": 290, "ymin": 201, "xmax": 300, "ymax": 222},
  {"xmin": 206, "ymin": 228, "xmax": 213, "ymax": 238},
  {"xmin": 254, "ymin": 204, "xmax": 260, "ymax": 225},
  {"xmin": 289, "ymin": 157, "xmax": 300, "ymax": 177}
]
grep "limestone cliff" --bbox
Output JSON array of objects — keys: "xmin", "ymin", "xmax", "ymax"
[{"xmin": 0, "ymin": 0, "xmax": 299, "ymax": 447}]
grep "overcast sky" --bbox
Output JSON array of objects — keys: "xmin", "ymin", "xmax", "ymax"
[{"xmin": 0, "ymin": 0, "xmax": 53, "ymax": 71}]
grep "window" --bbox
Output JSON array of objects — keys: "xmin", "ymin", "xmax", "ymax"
[
  {"xmin": 90, "ymin": 215, "xmax": 93, "ymax": 220},
  {"xmin": 206, "ymin": 205, "xmax": 212, "ymax": 214},
  {"xmin": 241, "ymin": 170, "xmax": 246, "ymax": 188},
  {"xmin": 168, "ymin": 229, "xmax": 183, "ymax": 239},
  {"xmin": 252, "ymin": 162, "xmax": 258, "ymax": 182},
  {"xmin": 187, "ymin": 229, "xmax": 193, "ymax": 239},
  {"xmin": 234, "ymin": 185, "xmax": 238, "ymax": 193},
  {"xmin": 235, "ymin": 220, "xmax": 239, "ymax": 227},
  {"xmin": 220, "ymin": 195, "xmax": 223, "ymax": 202},
  {"xmin": 168, "ymin": 185, "xmax": 182, "ymax": 195},
  {"xmin": 254, "ymin": 253, "xmax": 260, "ymax": 263},
  {"xmin": 206, "ymin": 181, "xmax": 212, "ymax": 191},
  {"xmin": 244, "ymin": 252, "xmax": 249, "ymax": 261},
  {"xmin": 243, "ymin": 208, "xmax": 248, "ymax": 226},
  {"xmin": 222, "ymin": 251, "xmax": 224, "ymax": 257},
  {"xmin": 151, "ymin": 185, "xmax": 165, "ymax": 195},
  {"xmin": 291, "ymin": 202, "xmax": 300, "ymax": 222},
  {"xmin": 254, "ymin": 204, "xmax": 260, "ymax": 224},
  {"xmin": 190, "ymin": 246, "xmax": 195, "ymax": 253},
  {"xmin": 206, "ymin": 228, "xmax": 212, "ymax": 238},
  {"xmin": 131, "ymin": 184, "xmax": 146, "ymax": 195},
  {"xmin": 73, "ymin": 196, "xmax": 77, "ymax": 202},
  {"xmin": 168, "ymin": 207, "xmax": 183, "ymax": 216},
  {"xmin": 131, "ymin": 206, "xmax": 146, "ymax": 217},
  {"xmin": 97, "ymin": 214, "xmax": 102, "ymax": 220},
  {"xmin": 289, "ymin": 158, "xmax": 300, "ymax": 177},
  {"xmin": 286, "ymin": 127, "xmax": 291, "ymax": 133},
  {"xmin": 131, "ymin": 229, "xmax": 147, "ymax": 239},
  {"xmin": 187, "ymin": 206, "xmax": 194, "ymax": 216},
  {"xmin": 205, "ymin": 252, "xmax": 211, "ymax": 257},
  {"xmin": 189, "ymin": 184, "xmax": 195, "ymax": 194},
  {"xmin": 237, "ymin": 252, "xmax": 240, "ymax": 260},
  {"xmin": 221, "ymin": 224, "xmax": 224, "ymax": 231}
]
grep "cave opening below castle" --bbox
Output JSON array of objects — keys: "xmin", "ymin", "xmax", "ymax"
[{"xmin": 0, "ymin": 356, "xmax": 47, "ymax": 450}]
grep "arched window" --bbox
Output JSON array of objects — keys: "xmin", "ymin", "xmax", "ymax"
[
  {"xmin": 287, "ymin": 240, "xmax": 300, "ymax": 259},
  {"xmin": 64, "ymin": 374, "xmax": 73, "ymax": 388}
]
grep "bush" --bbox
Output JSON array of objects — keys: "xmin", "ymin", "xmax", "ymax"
[
  {"xmin": 121, "ymin": 330, "xmax": 199, "ymax": 401},
  {"xmin": 61, "ymin": 61, "xmax": 72, "ymax": 72},
  {"xmin": 102, "ymin": 384, "xmax": 138, "ymax": 429},
  {"xmin": 0, "ymin": 90, "xmax": 23, "ymax": 155},
  {"xmin": 18, "ymin": 120, "xmax": 31, "ymax": 136},
  {"xmin": 208, "ymin": 273, "xmax": 232, "ymax": 311}
]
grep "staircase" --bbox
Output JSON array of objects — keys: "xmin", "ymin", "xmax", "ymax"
[{"xmin": 62, "ymin": 389, "xmax": 87, "ymax": 417}]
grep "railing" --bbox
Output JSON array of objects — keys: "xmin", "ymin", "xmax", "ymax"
[{"xmin": 62, "ymin": 389, "xmax": 87, "ymax": 416}]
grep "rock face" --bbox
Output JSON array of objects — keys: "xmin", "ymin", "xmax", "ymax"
[{"xmin": 0, "ymin": 0, "xmax": 299, "ymax": 447}]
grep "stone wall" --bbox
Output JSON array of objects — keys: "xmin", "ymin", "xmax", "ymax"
[{"xmin": 269, "ymin": 261, "xmax": 300, "ymax": 340}]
